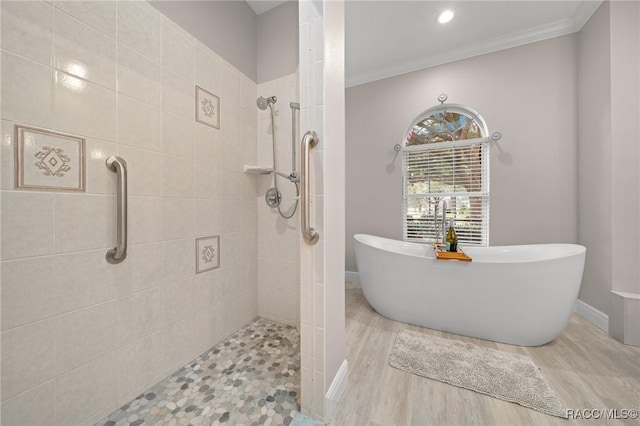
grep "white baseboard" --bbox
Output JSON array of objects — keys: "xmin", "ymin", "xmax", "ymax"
[
  {"xmin": 574, "ymin": 299, "xmax": 608, "ymax": 333},
  {"xmin": 345, "ymin": 271, "xmax": 360, "ymax": 282},
  {"xmin": 324, "ymin": 359, "xmax": 348, "ymax": 422}
]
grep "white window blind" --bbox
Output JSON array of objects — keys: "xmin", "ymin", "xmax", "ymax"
[{"xmin": 402, "ymin": 137, "xmax": 489, "ymax": 246}]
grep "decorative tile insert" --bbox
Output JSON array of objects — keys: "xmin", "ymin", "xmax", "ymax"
[
  {"xmin": 195, "ymin": 85, "xmax": 220, "ymax": 129},
  {"xmin": 196, "ymin": 235, "xmax": 220, "ymax": 273},
  {"xmin": 15, "ymin": 125, "xmax": 86, "ymax": 192},
  {"xmin": 98, "ymin": 318, "xmax": 301, "ymax": 426}
]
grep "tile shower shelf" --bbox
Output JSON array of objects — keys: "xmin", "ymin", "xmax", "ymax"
[{"xmin": 243, "ymin": 165, "xmax": 273, "ymax": 175}]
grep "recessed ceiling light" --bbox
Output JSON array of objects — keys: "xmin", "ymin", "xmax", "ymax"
[{"xmin": 438, "ymin": 9, "xmax": 454, "ymax": 24}]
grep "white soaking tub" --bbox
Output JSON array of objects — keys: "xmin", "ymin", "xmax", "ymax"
[{"xmin": 353, "ymin": 234, "xmax": 586, "ymax": 346}]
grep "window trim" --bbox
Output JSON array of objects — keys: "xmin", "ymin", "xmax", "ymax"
[{"xmin": 405, "ymin": 103, "xmax": 489, "ymax": 145}]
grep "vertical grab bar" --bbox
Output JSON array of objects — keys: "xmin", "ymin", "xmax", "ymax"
[
  {"xmin": 105, "ymin": 156, "xmax": 128, "ymax": 264},
  {"xmin": 301, "ymin": 131, "xmax": 319, "ymax": 244}
]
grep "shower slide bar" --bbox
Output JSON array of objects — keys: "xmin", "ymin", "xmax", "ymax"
[
  {"xmin": 290, "ymin": 102, "xmax": 300, "ymax": 173},
  {"xmin": 300, "ymin": 131, "xmax": 319, "ymax": 245},
  {"xmin": 105, "ymin": 156, "xmax": 128, "ymax": 264}
]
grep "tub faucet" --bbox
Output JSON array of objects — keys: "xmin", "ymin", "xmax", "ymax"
[{"xmin": 438, "ymin": 197, "xmax": 451, "ymax": 243}]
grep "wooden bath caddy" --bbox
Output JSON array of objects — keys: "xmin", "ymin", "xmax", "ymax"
[{"xmin": 433, "ymin": 243, "xmax": 472, "ymax": 262}]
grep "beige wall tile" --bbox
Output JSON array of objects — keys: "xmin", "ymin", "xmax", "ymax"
[
  {"xmin": 53, "ymin": 70, "xmax": 116, "ymax": 141},
  {"xmin": 55, "ymin": 301, "xmax": 118, "ymax": 374},
  {"xmin": 1, "ymin": 319, "xmax": 56, "ymax": 399},
  {"xmin": 85, "ymin": 139, "xmax": 117, "ymax": 195},
  {"xmin": 117, "ymin": 287, "xmax": 163, "ymax": 347},
  {"xmin": 1, "ymin": 256, "xmax": 56, "ymax": 330},
  {"xmin": 194, "ymin": 305, "xmax": 219, "ymax": 355},
  {"xmin": 195, "ymin": 41, "xmax": 221, "ymax": 96},
  {"xmin": 77, "ymin": 403, "xmax": 118, "ymax": 426},
  {"xmin": 220, "ymin": 170, "xmax": 242, "ymax": 201},
  {"xmin": 162, "ymin": 155, "xmax": 195, "ymax": 198},
  {"xmin": 1, "ymin": 120, "xmax": 15, "ymax": 190},
  {"xmin": 242, "ymin": 199, "xmax": 258, "ymax": 229},
  {"xmin": 117, "ymin": 94, "xmax": 161, "ymax": 152},
  {"xmin": 0, "ymin": 380, "xmax": 55, "ymax": 426},
  {"xmin": 163, "ymin": 315, "xmax": 196, "ymax": 372},
  {"xmin": 129, "ymin": 197, "xmax": 163, "ymax": 244},
  {"xmin": 221, "ymin": 200, "xmax": 244, "ymax": 233},
  {"xmin": 195, "ymin": 164, "xmax": 221, "ymax": 202},
  {"xmin": 161, "ymin": 18, "xmax": 194, "ymax": 80},
  {"xmin": 117, "ymin": 330, "xmax": 164, "ymax": 399},
  {"xmin": 220, "ymin": 60, "xmax": 241, "ymax": 112},
  {"xmin": 195, "ymin": 199, "xmax": 222, "ymax": 237},
  {"xmin": 1, "ymin": 51, "xmax": 52, "ymax": 128},
  {"xmin": 54, "ymin": 9, "xmax": 116, "ymax": 89},
  {"xmin": 162, "ymin": 197, "xmax": 195, "ymax": 241},
  {"xmin": 1, "ymin": 191, "xmax": 54, "ymax": 261},
  {"xmin": 112, "ymin": 242, "xmax": 163, "ymax": 297},
  {"xmin": 195, "ymin": 123, "xmax": 221, "ymax": 163},
  {"xmin": 54, "ymin": 1, "xmax": 116, "ymax": 38},
  {"xmin": 217, "ymin": 294, "xmax": 239, "ymax": 337},
  {"xmin": 116, "ymin": 0, "xmax": 160, "ymax": 62},
  {"xmin": 162, "ymin": 112, "xmax": 194, "ymax": 159},
  {"xmin": 55, "ymin": 249, "xmax": 117, "ymax": 314},
  {"xmin": 55, "ymin": 352, "xmax": 118, "ymax": 426},
  {"xmin": 117, "ymin": 43, "xmax": 161, "ymax": 107},
  {"xmin": 194, "ymin": 266, "xmax": 222, "ymax": 312},
  {"xmin": 161, "ymin": 239, "xmax": 195, "ymax": 283},
  {"xmin": 0, "ymin": 0, "xmax": 52, "ymax": 66},
  {"xmin": 54, "ymin": 193, "xmax": 115, "ymax": 253},
  {"xmin": 116, "ymin": 145, "xmax": 162, "ymax": 197},
  {"xmin": 220, "ymin": 136, "xmax": 243, "ymax": 172},
  {"xmin": 163, "ymin": 277, "xmax": 195, "ymax": 326},
  {"xmin": 162, "ymin": 69, "xmax": 193, "ymax": 119}
]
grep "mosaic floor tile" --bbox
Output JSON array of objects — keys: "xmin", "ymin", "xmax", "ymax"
[{"xmin": 97, "ymin": 318, "xmax": 300, "ymax": 426}]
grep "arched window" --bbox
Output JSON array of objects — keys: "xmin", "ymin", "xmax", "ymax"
[{"xmin": 402, "ymin": 100, "xmax": 494, "ymax": 246}]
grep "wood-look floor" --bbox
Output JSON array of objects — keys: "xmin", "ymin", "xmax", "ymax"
[{"xmin": 330, "ymin": 287, "xmax": 640, "ymax": 426}]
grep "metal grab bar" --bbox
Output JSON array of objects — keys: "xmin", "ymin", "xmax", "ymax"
[
  {"xmin": 300, "ymin": 131, "xmax": 319, "ymax": 244},
  {"xmin": 105, "ymin": 156, "xmax": 128, "ymax": 264}
]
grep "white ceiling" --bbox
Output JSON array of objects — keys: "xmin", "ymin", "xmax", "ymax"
[
  {"xmin": 345, "ymin": 1, "xmax": 602, "ymax": 87},
  {"xmin": 245, "ymin": 1, "xmax": 603, "ymax": 87},
  {"xmin": 245, "ymin": 0, "xmax": 288, "ymax": 15}
]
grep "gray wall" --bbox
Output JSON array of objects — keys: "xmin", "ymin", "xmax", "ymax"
[
  {"xmin": 150, "ymin": 0, "xmax": 257, "ymax": 81},
  {"xmin": 346, "ymin": 34, "xmax": 579, "ymax": 272},
  {"xmin": 577, "ymin": 2, "xmax": 611, "ymax": 315},
  {"xmin": 578, "ymin": 1, "xmax": 640, "ymax": 318},
  {"xmin": 257, "ymin": 1, "xmax": 299, "ymax": 83},
  {"xmin": 609, "ymin": 0, "xmax": 640, "ymax": 296}
]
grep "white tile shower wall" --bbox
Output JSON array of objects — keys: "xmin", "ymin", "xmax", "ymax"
[
  {"xmin": 0, "ymin": 1, "xmax": 258, "ymax": 424},
  {"xmin": 298, "ymin": 0, "xmax": 346, "ymax": 421},
  {"xmin": 298, "ymin": 0, "xmax": 326, "ymax": 419},
  {"xmin": 256, "ymin": 72, "xmax": 301, "ymax": 327}
]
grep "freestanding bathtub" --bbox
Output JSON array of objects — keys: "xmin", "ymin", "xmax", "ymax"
[{"xmin": 353, "ymin": 234, "xmax": 586, "ymax": 346}]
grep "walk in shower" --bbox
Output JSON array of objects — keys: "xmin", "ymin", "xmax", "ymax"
[
  {"xmin": 0, "ymin": 1, "xmax": 308, "ymax": 425},
  {"xmin": 255, "ymin": 74, "xmax": 302, "ymax": 328}
]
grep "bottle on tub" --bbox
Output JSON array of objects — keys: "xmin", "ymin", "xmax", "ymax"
[{"xmin": 445, "ymin": 218, "xmax": 458, "ymax": 252}]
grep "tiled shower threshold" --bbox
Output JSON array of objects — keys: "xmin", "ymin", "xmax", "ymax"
[{"xmin": 97, "ymin": 318, "xmax": 303, "ymax": 426}]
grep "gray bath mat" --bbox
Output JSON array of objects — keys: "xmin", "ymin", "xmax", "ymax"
[{"xmin": 389, "ymin": 329, "xmax": 568, "ymax": 418}]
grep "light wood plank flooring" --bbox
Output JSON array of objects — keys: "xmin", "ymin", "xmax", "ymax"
[{"xmin": 330, "ymin": 287, "xmax": 640, "ymax": 426}]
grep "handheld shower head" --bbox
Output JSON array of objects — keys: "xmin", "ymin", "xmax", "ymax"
[{"xmin": 257, "ymin": 96, "xmax": 277, "ymax": 110}]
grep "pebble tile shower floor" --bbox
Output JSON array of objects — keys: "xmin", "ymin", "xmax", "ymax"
[{"xmin": 98, "ymin": 318, "xmax": 301, "ymax": 426}]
